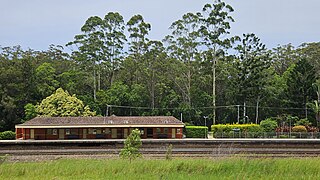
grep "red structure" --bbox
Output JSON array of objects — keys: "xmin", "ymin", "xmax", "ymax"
[{"xmin": 15, "ymin": 116, "xmax": 184, "ymax": 140}]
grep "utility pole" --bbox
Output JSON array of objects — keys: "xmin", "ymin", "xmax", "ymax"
[
  {"xmin": 243, "ymin": 102, "xmax": 246, "ymax": 123},
  {"xmin": 237, "ymin": 105, "xmax": 240, "ymax": 124},
  {"xmin": 106, "ymin": 105, "xmax": 109, "ymax": 116}
]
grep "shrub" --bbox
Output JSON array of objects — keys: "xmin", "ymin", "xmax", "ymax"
[
  {"xmin": 260, "ymin": 119, "xmax": 278, "ymax": 132},
  {"xmin": 294, "ymin": 118, "xmax": 312, "ymax": 126},
  {"xmin": 119, "ymin": 129, "xmax": 142, "ymax": 162},
  {"xmin": 0, "ymin": 131, "xmax": 16, "ymax": 140},
  {"xmin": 211, "ymin": 124, "xmax": 262, "ymax": 133},
  {"xmin": 185, "ymin": 126, "xmax": 208, "ymax": 138},
  {"xmin": 292, "ymin": 125, "xmax": 307, "ymax": 132}
]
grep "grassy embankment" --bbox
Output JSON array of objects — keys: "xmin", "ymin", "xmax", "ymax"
[{"xmin": 0, "ymin": 158, "xmax": 320, "ymax": 179}]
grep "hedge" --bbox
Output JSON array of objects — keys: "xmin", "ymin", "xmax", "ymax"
[
  {"xmin": 211, "ymin": 124, "xmax": 262, "ymax": 133},
  {"xmin": 185, "ymin": 126, "xmax": 208, "ymax": 138},
  {"xmin": 0, "ymin": 131, "xmax": 16, "ymax": 140}
]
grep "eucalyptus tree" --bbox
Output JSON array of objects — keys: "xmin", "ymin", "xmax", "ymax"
[
  {"xmin": 296, "ymin": 42, "xmax": 320, "ymax": 77},
  {"xmin": 197, "ymin": 0, "xmax": 236, "ymax": 124},
  {"xmin": 67, "ymin": 12, "xmax": 126, "ymax": 100},
  {"xmin": 67, "ymin": 16, "xmax": 105, "ymax": 101},
  {"xmin": 271, "ymin": 44, "xmax": 298, "ymax": 76},
  {"xmin": 126, "ymin": 14, "xmax": 151, "ymax": 85},
  {"xmin": 142, "ymin": 40, "xmax": 168, "ymax": 109},
  {"xmin": 164, "ymin": 12, "xmax": 201, "ymax": 108},
  {"xmin": 103, "ymin": 12, "xmax": 126, "ymax": 86},
  {"xmin": 234, "ymin": 33, "xmax": 271, "ymax": 123}
]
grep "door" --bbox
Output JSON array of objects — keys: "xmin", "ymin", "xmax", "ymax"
[
  {"xmin": 30, "ymin": 129, "xmax": 34, "ymax": 139},
  {"xmin": 147, "ymin": 128, "xmax": 153, "ymax": 138},
  {"xmin": 59, "ymin": 129, "xmax": 64, "ymax": 139},
  {"xmin": 111, "ymin": 129, "xmax": 117, "ymax": 139},
  {"xmin": 117, "ymin": 129, "xmax": 123, "ymax": 139},
  {"xmin": 172, "ymin": 128, "xmax": 176, "ymax": 139},
  {"xmin": 83, "ymin": 129, "xmax": 87, "ymax": 139},
  {"xmin": 123, "ymin": 129, "xmax": 128, "ymax": 138}
]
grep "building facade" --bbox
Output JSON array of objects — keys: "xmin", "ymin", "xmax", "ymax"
[{"xmin": 15, "ymin": 116, "xmax": 184, "ymax": 140}]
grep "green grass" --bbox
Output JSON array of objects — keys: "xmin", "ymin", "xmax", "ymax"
[{"xmin": 1, "ymin": 157, "xmax": 320, "ymax": 179}]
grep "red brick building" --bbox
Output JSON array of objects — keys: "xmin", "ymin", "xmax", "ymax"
[{"xmin": 15, "ymin": 116, "xmax": 184, "ymax": 140}]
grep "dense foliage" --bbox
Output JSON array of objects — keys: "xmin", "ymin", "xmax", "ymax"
[
  {"xmin": 211, "ymin": 124, "xmax": 262, "ymax": 133},
  {"xmin": 185, "ymin": 126, "xmax": 208, "ymax": 138},
  {"xmin": 36, "ymin": 88, "xmax": 96, "ymax": 117},
  {"xmin": 1, "ymin": 0, "xmax": 320, "ymax": 131},
  {"xmin": 260, "ymin": 119, "xmax": 278, "ymax": 132},
  {"xmin": 0, "ymin": 131, "xmax": 15, "ymax": 140}
]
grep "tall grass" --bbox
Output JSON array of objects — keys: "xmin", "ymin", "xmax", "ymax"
[{"xmin": 1, "ymin": 158, "xmax": 320, "ymax": 179}]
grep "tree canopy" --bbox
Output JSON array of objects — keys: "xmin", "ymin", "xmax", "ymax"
[
  {"xmin": 1, "ymin": 1, "xmax": 320, "ymax": 131},
  {"xmin": 36, "ymin": 88, "xmax": 96, "ymax": 117}
]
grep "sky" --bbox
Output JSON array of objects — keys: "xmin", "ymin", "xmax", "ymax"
[{"xmin": 1, "ymin": 0, "xmax": 320, "ymax": 51}]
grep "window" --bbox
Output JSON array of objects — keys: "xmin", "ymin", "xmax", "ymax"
[
  {"xmin": 65, "ymin": 129, "xmax": 70, "ymax": 135},
  {"xmin": 156, "ymin": 128, "xmax": 161, "ymax": 133},
  {"xmin": 93, "ymin": 129, "xmax": 97, "ymax": 134},
  {"xmin": 52, "ymin": 129, "xmax": 57, "ymax": 135},
  {"xmin": 71, "ymin": 129, "xmax": 78, "ymax": 135},
  {"xmin": 164, "ymin": 128, "xmax": 168, "ymax": 134},
  {"xmin": 177, "ymin": 128, "xmax": 181, "ymax": 134},
  {"xmin": 47, "ymin": 129, "xmax": 53, "ymax": 135},
  {"xmin": 104, "ymin": 128, "xmax": 110, "ymax": 134}
]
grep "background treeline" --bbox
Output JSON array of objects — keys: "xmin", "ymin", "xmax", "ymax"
[{"xmin": 1, "ymin": 1, "xmax": 320, "ymax": 131}]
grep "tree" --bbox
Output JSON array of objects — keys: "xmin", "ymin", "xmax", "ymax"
[
  {"xmin": 23, "ymin": 103, "xmax": 37, "ymax": 122},
  {"xmin": 119, "ymin": 129, "xmax": 142, "ymax": 162},
  {"xmin": 126, "ymin": 14, "xmax": 151, "ymax": 85},
  {"xmin": 272, "ymin": 44, "xmax": 298, "ymax": 75},
  {"xmin": 286, "ymin": 58, "xmax": 316, "ymax": 118},
  {"xmin": 234, "ymin": 33, "xmax": 271, "ymax": 123},
  {"xmin": 164, "ymin": 12, "xmax": 201, "ymax": 108},
  {"xmin": 198, "ymin": 0, "xmax": 236, "ymax": 124},
  {"xmin": 37, "ymin": 88, "xmax": 96, "ymax": 117},
  {"xmin": 35, "ymin": 62, "xmax": 60, "ymax": 99},
  {"xmin": 102, "ymin": 12, "xmax": 126, "ymax": 86}
]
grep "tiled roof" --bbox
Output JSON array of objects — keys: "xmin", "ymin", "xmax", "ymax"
[{"xmin": 19, "ymin": 116, "xmax": 184, "ymax": 126}]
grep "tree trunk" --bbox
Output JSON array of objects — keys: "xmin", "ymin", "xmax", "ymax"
[
  {"xmin": 255, "ymin": 96, "xmax": 260, "ymax": 124},
  {"xmin": 305, "ymin": 96, "xmax": 308, "ymax": 119},
  {"xmin": 212, "ymin": 57, "xmax": 216, "ymax": 125},
  {"xmin": 97, "ymin": 70, "xmax": 101, "ymax": 91},
  {"xmin": 93, "ymin": 68, "xmax": 96, "ymax": 101},
  {"xmin": 151, "ymin": 71, "xmax": 155, "ymax": 110}
]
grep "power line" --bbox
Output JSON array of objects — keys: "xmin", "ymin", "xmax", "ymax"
[{"xmin": 107, "ymin": 104, "xmax": 311, "ymax": 111}]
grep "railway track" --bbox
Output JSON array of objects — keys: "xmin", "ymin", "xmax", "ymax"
[{"xmin": 1, "ymin": 139, "xmax": 320, "ymax": 159}]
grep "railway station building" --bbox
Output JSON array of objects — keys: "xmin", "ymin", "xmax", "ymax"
[{"xmin": 15, "ymin": 116, "xmax": 184, "ymax": 140}]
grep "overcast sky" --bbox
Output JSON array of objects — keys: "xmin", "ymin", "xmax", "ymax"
[{"xmin": 1, "ymin": 0, "xmax": 319, "ymax": 51}]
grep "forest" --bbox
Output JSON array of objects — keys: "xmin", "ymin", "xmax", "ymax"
[{"xmin": 1, "ymin": 0, "xmax": 320, "ymax": 132}]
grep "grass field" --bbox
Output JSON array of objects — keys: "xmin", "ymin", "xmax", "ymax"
[{"xmin": 1, "ymin": 157, "xmax": 320, "ymax": 179}]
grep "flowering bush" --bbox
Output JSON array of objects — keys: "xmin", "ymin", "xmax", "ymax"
[{"xmin": 292, "ymin": 125, "xmax": 307, "ymax": 132}]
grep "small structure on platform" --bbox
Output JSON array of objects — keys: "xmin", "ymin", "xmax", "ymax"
[{"xmin": 15, "ymin": 116, "xmax": 184, "ymax": 140}]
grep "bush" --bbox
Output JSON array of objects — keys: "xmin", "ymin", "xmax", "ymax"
[
  {"xmin": 185, "ymin": 126, "xmax": 208, "ymax": 138},
  {"xmin": 294, "ymin": 118, "xmax": 312, "ymax": 126},
  {"xmin": 211, "ymin": 124, "xmax": 262, "ymax": 133},
  {"xmin": 0, "ymin": 131, "xmax": 16, "ymax": 140},
  {"xmin": 292, "ymin": 125, "xmax": 307, "ymax": 132},
  {"xmin": 260, "ymin": 119, "xmax": 278, "ymax": 132}
]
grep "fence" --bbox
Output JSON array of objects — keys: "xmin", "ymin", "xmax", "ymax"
[{"xmin": 212, "ymin": 132, "xmax": 320, "ymax": 139}]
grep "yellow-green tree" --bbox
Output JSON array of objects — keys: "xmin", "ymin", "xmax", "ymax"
[{"xmin": 36, "ymin": 88, "xmax": 96, "ymax": 117}]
